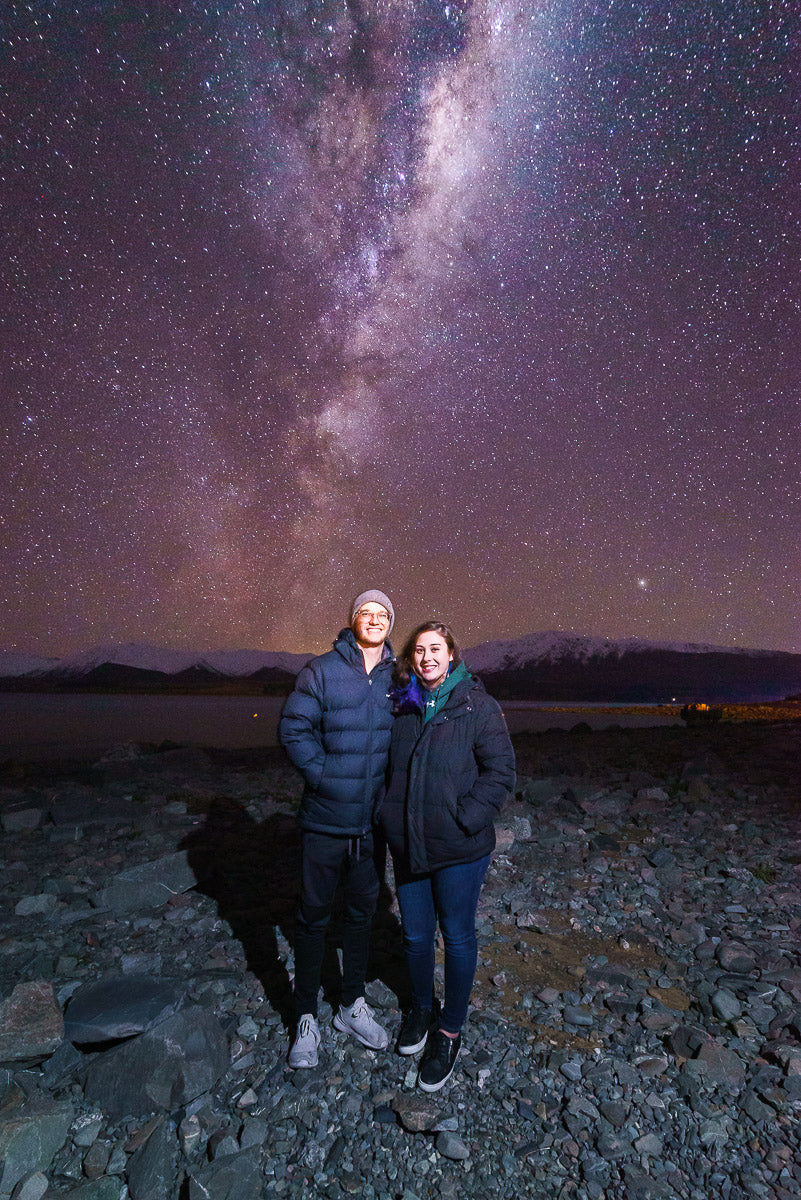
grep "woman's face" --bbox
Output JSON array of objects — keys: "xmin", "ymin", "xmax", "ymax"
[{"xmin": 413, "ymin": 630, "xmax": 453, "ymax": 691}]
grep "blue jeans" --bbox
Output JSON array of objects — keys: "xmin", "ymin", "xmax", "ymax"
[{"xmin": 394, "ymin": 854, "xmax": 491, "ymax": 1035}]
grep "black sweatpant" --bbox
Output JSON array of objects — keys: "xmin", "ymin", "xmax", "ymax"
[{"xmin": 293, "ymin": 829, "xmax": 380, "ymax": 1018}]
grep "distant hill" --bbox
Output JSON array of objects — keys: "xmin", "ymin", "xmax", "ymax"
[{"xmin": 1, "ymin": 633, "xmax": 800, "ymax": 703}]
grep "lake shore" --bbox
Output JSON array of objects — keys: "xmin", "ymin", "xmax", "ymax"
[{"xmin": 3, "ymin": 691, "xmax": 799, "ymax": 764}]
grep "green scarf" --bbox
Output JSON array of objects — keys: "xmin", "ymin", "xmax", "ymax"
[{"xmin": 419, "ymin": 659, "xmax": 470, "ymax": 724}]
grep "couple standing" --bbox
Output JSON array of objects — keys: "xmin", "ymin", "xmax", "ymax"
[{"xmin": 279, "ymin": 589, "xmax": 516, "ymax": 1092}]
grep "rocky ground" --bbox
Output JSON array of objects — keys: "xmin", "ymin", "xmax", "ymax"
[{"xmin": 1, "ymin": 719, "xmax": 800, "ymax": 1200}]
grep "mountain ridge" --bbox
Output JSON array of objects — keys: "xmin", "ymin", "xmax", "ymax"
[{"xmin": 1, "ymin": 633, "xmax": 800, "ymax": 703}]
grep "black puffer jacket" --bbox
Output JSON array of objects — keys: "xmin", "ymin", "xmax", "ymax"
[
  {"xmin": 279, "ymin": 628, "xmax": 395, "ymax": 835},
  {"xmin": 379, "ymin": 673, "xmax": 516, "ymax": 874}
]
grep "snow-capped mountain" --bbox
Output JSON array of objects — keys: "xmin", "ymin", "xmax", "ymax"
[
  {"xmin": 463, "ymin": 631, "xmax": 775, "ymax": 674},
  {"xmin": 463, "ymin": 632, "xmax": 801, "ymax": 703},
  {"xmin": 0, "ymin": 651, "xmax": 59, "ymax": 677},
  {"xmin": 1, "ymin": 641, "xmax": 311, "ymax": 679}
]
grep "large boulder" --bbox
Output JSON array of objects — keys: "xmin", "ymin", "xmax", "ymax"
[
  {"xmin": 83, "ymin": 1007, "xmax": 228, "ymax": 1117},
  {"xmin": 0, "ymin": 1093, "xmax": 74, "ymax": 1196},
  {"xmin": 186, "ymin": 1148, "xmax": 261, "ymax": 1200},
  {"xmin": 64, "ymin": 978, "xmax": 186, "ymax": 1045},
  {"xmin": 96, "ymin": 851, "xmax": 200, "ymax": 913},
  {"xmin": 0, "ymin": 982, "xmax": 63, "ymax": 1064},
  {"xmin": 126, "ymin": 1118, "xmax": 178, "ymax": 1200}
]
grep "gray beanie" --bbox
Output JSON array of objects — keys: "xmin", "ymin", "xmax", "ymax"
[{"xmin": 350, "ymin": 590, "xmax": 394, "ymax": 634}]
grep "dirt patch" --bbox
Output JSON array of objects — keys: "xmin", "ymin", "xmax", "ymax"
[
  {"xmin": 647, "ymin": 985, "xmax": 691, "ymax": 1011},
  {"xmin": 472, "ymin": 924, "xmax": 673, "ymax": 1038}
]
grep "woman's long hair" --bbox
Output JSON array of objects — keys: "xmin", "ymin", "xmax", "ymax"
[{"xmin": 393, "ymin": 621, "xmax": 463, "ymax": 709}]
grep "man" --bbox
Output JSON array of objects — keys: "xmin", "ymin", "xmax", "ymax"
[{"xmin": 279, "ymin": 589, "xmax": 396, "ymax": 1068}]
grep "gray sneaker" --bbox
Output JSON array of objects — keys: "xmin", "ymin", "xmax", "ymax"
[
  {"xmin": 333, "ymin": 997, "xmax": 390, "ymax": 1050},
  {"xmin": 288, "ymin": 1013, "xmax": 320, "ymax": 1068}
]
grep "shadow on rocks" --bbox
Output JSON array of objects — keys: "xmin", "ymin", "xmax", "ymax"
[
  {"xmin": 181, "ymin": 802, "xmax": 408, "ymax": 1026},
  {"xmin": 181, "ymin": 799, "xmax": 298, "ymax": 1024}
]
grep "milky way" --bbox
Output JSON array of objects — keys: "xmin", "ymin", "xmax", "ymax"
[{"xmin": 2, "ymin": 0, "xmax": 800, "ymax": 655}]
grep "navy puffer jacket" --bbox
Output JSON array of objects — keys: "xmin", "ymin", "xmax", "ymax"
[
  {"xmin": 378, "ymin": 673, "xmax": 516, "ymax": 874},
  {"xmin": 279, "ymin": 628, "xmax": 395, "ymax": 835}
]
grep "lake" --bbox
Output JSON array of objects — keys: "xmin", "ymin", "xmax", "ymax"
[{"xmin": 0, "ymin": 693, "xmax": 681, "ymax": 762}]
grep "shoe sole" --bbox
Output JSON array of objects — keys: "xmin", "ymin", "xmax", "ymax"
[
  {"xmin": 418, "ymin": 1048, "xmax": 459, "ymax": 1092},
  {"xmin": 333, "ymin": 1013, "xmax": 389, "ymax": 1050},
  {"xmin": 288, "ymin": 1054, "xmax": 318, "ymax": 1069},
  {"xmin": 398, "ymin": 1032, "xmax": 428, "ymax": 1056}
]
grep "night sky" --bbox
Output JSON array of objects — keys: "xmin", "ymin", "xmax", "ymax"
[{"xmin": 3, "ymin": 0, "xmax": 800, "ymax": 657}]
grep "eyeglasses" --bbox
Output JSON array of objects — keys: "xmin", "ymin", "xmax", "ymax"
[{"xmin": 354, "ymin": 608, "xmax": 390, "ymax": 624}]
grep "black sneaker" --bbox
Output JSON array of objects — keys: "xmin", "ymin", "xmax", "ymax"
[
  {"xmin": 418, "ymin": 1030, "xmax": 461, "ymax": 1092},
  {"xmin": 397, "ymin": 1006, "xmax": 433, "ymax": 1056}
]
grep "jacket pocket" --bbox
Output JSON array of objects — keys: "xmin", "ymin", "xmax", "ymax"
[
  {"xmin": 455, "ymin": 792, "xmax": 489, "ymax": 837},
  {"xmin": 308, "ymin": 755, "xmax": 326, "ymax": 790}
]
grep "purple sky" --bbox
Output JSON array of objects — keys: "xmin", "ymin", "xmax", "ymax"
[{"xmin": 3, "ymin": 0, "xmax": 800, "ymax": 656}]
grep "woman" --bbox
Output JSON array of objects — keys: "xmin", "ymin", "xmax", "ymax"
[{"xmin": 378, "ymin": 621, "xmax": 516, "ymax": 1091}]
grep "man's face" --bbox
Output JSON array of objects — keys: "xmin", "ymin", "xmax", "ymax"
[{"xmin": 352, "ymin": 603, "xmax": 391, "ymax": 649}]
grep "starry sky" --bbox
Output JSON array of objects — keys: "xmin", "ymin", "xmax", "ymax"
[{"xmin": 3, "ymin": 0, "xmax": 800, "ymax": 657}]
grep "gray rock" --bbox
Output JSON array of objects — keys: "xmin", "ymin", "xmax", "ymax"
[
  {"xmin": 186, "ymin": 1147, "xmax": 261, "ymax": 1200},
  {"xmin": 580, "ymin": 790, "xmax": 631, "ymax": 817},
  {"xmin": 634, "ymin": 1132, "xmax": 663, "ymax": 1155},
  {"xmin": 81, "ymin": 1139, "xmax": 110, "ymax": 1179},
  {"xmin": 695, "ymin": 1041, "xmax": 746, "ymax": 1091},
  {"xmin": 621, "ymin": 1171, "xmax": 673, "ymax": 1199},
  {"xmin": 49, "ymin": 793, "xmax": 138, "ymax": 830},
  {"xmin": 742, "ymin": 1091, "xmax": 774, "ymax": 1122},
  {"xmin": 0, "ymin": 981, "xmax": 63, "ymax": 1063},
  {"xmin": 436, "ymin": 1131, "xmax": 470, "ymax": 1160},
  {"xmin": 599, "ymin": 1101, "xmax": 628, "ymax": 1127},
  {"xmin": 119, "ymin": 954, "xmax": 164, "ymax": 976},
  {"xmin": 1, "ymin": 809, "xmax": 42, "ymax": 833},
  {"xmin": 559, "ymin": 1058, "xmax": 584, "ymax": 1081},
  {"xmin": 8, "ymin": 1172, "xmax": 48, "ymax": 1200},
  {"xmin": 126, "ymin": 1119, "xmax": 177, "ymax": 1200},
  {"xmin": 364, "ymin": 978, "xmax": 398, "ymax": 1009},
  {"xmin": 0, "ymin": 1095, "xmax": 74, "ymax": 1195},
  {"xmin": 637, "ymin": 787, "xmax": 669, "ymax": 803},
  {"xmin": 511, "ymin": 815, "xmax": 532, "ymax": 840},
  {"xmin": 54, "ymin": 1181, "xmax": 123, "ymax": 1199},
  {"xmin": 669, "ymin": 1025, "xmax": 709, "ymax": 1059},
  {"xmin": 646, "ymin": 847, "xmax": 675, "ymax": 868},
  {"xmin": 521, "ymin": 777, "xmax": 577, "ymax": 805},
  {"xmin": 711, "ymin": 988, "xmax": 742, "ymax": 1022},
  {"xmin": 537, "ymin": 986, "xmax": 561, "ymax": 1004},
  {"xmin": 715, "ymin": 941, "xmax": 757, "ymax": 974},
  {"xmin": 596, "ymin": 1132, "xmax": 632, "ymax": 1160},
  {"xmin": 70, "ymin": 1112, "xmax": 104, "ymax": 1148},
  {"xmin": 97, "ymin": 850, "xmax": 201, "ymax": 913},
  {"xmin": 699, "ymin": 1116, "xmax": 732, "ymax": 1146},
  {"xmin": 40, "ymin": 1040, "xmax": 83, "ymax": 1088},
  {"xmin": 64, "ymin": 977, "xmax": 186, "ymax": 1044},
  {"xmin": 431, "ymin": 1115, "xmax": 460, "ymax": 1132},
  {"xmin": 83, "ymin": 1007, "xmax": 228, "ymax": 1117},
  {"xmin": 238, "ymin": 1117, "xmax": 268, "ymax": 1150},
  {"xmin": 564, "ymin": 1005, "xmax": 593, "ymax": 1027},
  {"xmin": 14, "ymin": 895, "xmax": 57, "ymax": 917}
]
